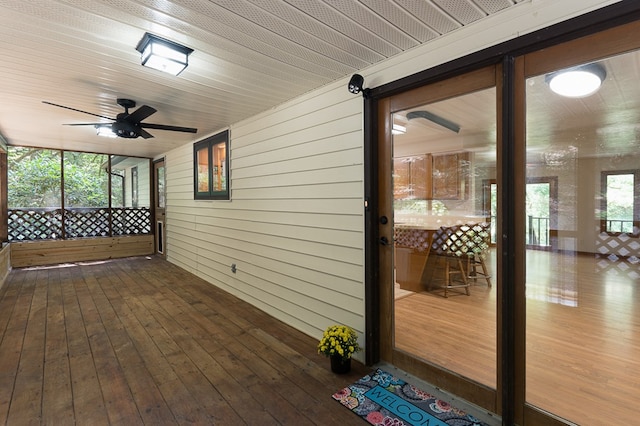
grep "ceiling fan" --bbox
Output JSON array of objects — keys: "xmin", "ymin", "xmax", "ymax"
[{"xmin": 43, "ymin": 98, "xmax": 197, "ymax": 139}]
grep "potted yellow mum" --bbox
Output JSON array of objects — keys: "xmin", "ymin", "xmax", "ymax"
[{"xmin": 317, "ymin": 324, "xmax": 361, "ymax": 374}]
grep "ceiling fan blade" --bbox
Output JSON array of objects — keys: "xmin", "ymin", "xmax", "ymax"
[
  {"xmin": 138, "ymin": 128, "xmax": 154, "ymax": 139},
  {"xmin": 126, "ymin": 105, "xmax": 157, "ymax": 123},
  {"xmin": 43, "ymin": 101, "xmax": 114, "ymax": 121},
  {"xmin": 63, "ymin": 122, "xmax": 109, "ymax": 126},
  {"xmin": 140, "ymin": 123, "xmax": 198, "ymax": 133}
]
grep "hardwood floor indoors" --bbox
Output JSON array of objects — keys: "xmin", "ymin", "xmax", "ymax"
[
  {"xmin": 394, "ymin": 249, "xmax": 640, "ymax": 425},
  {"xmin": 0, "ymin": 256, "xmax": 370, "ymax": 425}
]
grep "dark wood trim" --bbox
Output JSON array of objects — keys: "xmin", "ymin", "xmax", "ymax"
[
  {"xmin": 392, "ymin": 349, "xmax": 496, "ymax": 410},
  {"xmin": 376, "ymin": 97, "xmax": 394, "ymax": 363},
  {"xmin": 499, "ymin": 54, "xmax": 518, "ymax": 426},
  {"xmin": 363, "ymin": 93, "xmax": 379, "ymax": 365}
]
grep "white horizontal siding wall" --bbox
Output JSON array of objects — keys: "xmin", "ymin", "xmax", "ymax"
[
  {"xmin": 165, "ymin": 84, "xmax": 366, "ymax": 352},
  {"xmin": 163, "ymin": 0, "xmax": 620, "ymax": 361}
]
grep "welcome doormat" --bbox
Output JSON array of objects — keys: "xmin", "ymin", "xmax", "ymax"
[{"xmin": 332, "ymin": 369, "xmax": 490, "ymax": 426}]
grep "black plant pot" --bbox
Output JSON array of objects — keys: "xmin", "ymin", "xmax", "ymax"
[{"xmin": 330, "ymin": 355, "xmax": 351, "ymax": 374}]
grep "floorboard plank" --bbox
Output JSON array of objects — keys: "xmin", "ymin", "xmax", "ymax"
[
  {"xmin": 0, "ymin": 269, "xmax": 32, "ymax": 424},
  {"xmin": 7, "ymin": 270, "xmax": 48, "ymax": 425},
  {"xmin": 60, "ymin": 266, "xmax": 110, "ymax": 425},
  {"xmin": 42, "ymin": 267, "xmax": 74, "ymax": 424}
]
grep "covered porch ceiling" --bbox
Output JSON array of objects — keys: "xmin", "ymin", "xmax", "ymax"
[{"xmin": 0, "ymin": 0, "xmax": 530, "ymax": 158}]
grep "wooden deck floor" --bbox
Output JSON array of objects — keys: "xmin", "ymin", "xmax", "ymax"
[{"xmin": 0, "ymin": 256, "xmax": 369, "ymax": 425}]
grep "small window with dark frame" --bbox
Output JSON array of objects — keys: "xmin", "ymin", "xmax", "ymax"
[
  {"xmin": 601, "ymin": 170, "xmax": 639, "ymax": 235},
  {"xmin": 194, "ymin": 130, "xmax": 229, "ymax": 200}
]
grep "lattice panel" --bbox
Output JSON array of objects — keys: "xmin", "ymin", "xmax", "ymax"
[
  {"xmin": 8, "ymin": 209, "xmax": 63, "ymax": 241},
  {"xmin": 432, "ymin": 223, "xmax": 490, "ymax": 258},
  {"xmin": 112, "ymin": 208, "xmax": 152, "ymax": 235},
  {"xmin": 64, "ymin": 209, "xmax": 110, "ymax": 238},
  {"xmin": 394, "ymin": 227, "xmax": 431, "ymax": 252},
  {"xmin": 595, "ymin": 229, "xmax": 640, "ymax": 259},
  {"xmin": 595, "ymin": 229, "xmax": 640, "ymax": 278},
  {"xmin": 8, "ymin": 208, "xmax": 152, "ymax": 241}
]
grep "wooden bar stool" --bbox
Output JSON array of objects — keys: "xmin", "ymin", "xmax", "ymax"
[{"xmin": 429, "ymin": 225, "xmax": 470, "ymax": 298}]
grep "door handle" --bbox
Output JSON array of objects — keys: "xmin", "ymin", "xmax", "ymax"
[{"xmin": 379, "ymin": 236, "xmax": 390, "ymax": 246}]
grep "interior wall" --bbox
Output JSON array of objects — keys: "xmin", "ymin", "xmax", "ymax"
[{"xmin": 161, "ymin": 0, "xmax": 622, "ymax": 360}]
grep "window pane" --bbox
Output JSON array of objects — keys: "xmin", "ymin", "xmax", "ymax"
[
  {"xmin": 525, "ymin": 50, "xmax": 640, "ymax": 425},
  {"xmin": 157, "ymin": 164, "xmax": 165, "ymax": 209},
  {"xmin": 212, "ymin": 140, "xmax": 226, "ymax": 192},
  {"xmin": 605, "ymin": 173, "xmax": 634, "ymax": 233},
  {"xmin": 197, "ymin": 147, "xmax": 209, "ymax": 193},
  {"xmin": 393, "ymin": 87, "xmax": 497, "ymax": 389}
]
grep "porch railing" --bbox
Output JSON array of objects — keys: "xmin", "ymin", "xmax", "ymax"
[
  {"xmin": 605, "ymin": 219, "xmax": 635, "ymax": 234},
  {"xmin": 8, "ymin": 207, "xmax": 152, "ymax": 241},
  {"xmin": 527, "ymin": 215, "xmax": 550, "ymax": 247}
]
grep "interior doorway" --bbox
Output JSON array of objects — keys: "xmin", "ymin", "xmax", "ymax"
[{"xmin": 526, "ymin": 177, "xmax": 558, "ymax": 250}]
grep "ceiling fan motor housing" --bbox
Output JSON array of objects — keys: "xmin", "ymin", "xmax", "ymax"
[{"xmin": 112, "ymin": 121, "xmax": 139, "ymax": 138}]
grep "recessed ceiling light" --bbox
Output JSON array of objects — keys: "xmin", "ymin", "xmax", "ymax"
[{"xmin": 546, "ymin": 63, "xmax": 606, "ymax": 98}]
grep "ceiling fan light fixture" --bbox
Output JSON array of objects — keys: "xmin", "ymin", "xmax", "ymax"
[
  {"xmin": 96, "ymin": 125, "xmax": 116, "ymax": 138},
  {"xmin": 136, "ymin": 32, "xmax": 193, "ymax": 76},
  {"xmin": 546, "ymin": 63, "xmax": 606, "ymax": 98}
]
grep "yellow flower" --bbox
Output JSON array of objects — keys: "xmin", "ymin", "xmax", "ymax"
[{"xmin": 318, "ymin": 324, "xmax": 361, "ymax": 358}]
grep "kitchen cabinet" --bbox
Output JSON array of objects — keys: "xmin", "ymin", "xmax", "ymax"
[
  {"xmin": 432, "ymin": 152, "xmax": 470, "ymax": 200},
  {"xmin": 394, "ymin": 152, "xmax": 470, "ymax": 200},
  {"xmin": 393, "ymin": 155, "xmax": 432, "ymax": 200}
]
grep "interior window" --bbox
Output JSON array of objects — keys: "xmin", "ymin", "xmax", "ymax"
[{"xmin": 601, "ymin": 170, "xmax": 638, "ymax": 234}]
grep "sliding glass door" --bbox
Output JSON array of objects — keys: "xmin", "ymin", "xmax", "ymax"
[{"xmin": 375, "ymin": 18, "xmax": 640, "ymax": 425}]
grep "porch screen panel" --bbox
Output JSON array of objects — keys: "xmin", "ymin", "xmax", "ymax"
[
  {"xmin": 7, "ymin": 147, "xmax": 62, "ymax": 240},
  {"xmin": 63, "ymin": 152, "xmax": 109, "ymax": 237}
]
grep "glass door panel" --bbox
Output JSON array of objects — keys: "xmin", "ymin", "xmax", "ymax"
[
  {"xmin": 525, "ymin": 50, "xmax": 640, "ymax": 424},
  {"xmin": 392, "ymin": 86, "xmax": 497, "ymax": 389}
]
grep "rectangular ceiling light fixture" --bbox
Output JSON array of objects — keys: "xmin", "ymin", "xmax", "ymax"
[{"xmin": 135, "ymin": 32, "xmax": 193, "ymax": 76}]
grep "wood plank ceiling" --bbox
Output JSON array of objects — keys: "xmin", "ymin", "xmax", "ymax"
[{"xmin": 0, "ymin": 0, "xmax": 525, "ymax": 158}]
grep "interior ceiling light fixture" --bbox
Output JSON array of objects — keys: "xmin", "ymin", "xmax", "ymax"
[
  {"xmin": 392, "ymin": 124, "xmax": 406, "ymax": 135},
  {"xmin": 406, "ymin": 110, "xmax": 460, "ymax": 133},
  {"xmin": 545, "ymin": 63, "xmax": 606, "ymax": 98},
  {"xmin": 135, "ymin": 32, "xmax": 193, "ymax": 76}
]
